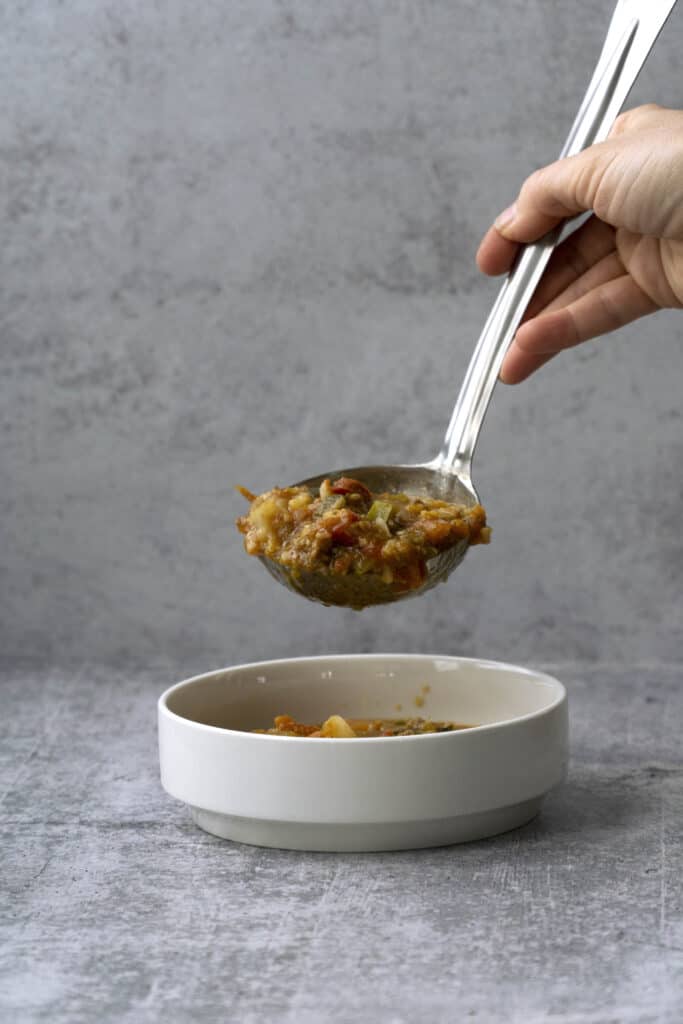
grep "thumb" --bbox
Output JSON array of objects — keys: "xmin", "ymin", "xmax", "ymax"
[{"xmin": 495, "ymin": 140, "xmax": 620, "ymax": 243}]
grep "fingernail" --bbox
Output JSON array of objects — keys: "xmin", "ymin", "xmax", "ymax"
[{"xmin": 495, "ymin": 202, "xmax": 517, "ymax": 231}]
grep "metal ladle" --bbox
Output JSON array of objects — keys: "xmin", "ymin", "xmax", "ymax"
[{"xmin": 260, "ymin": 0, "xmax": 677, "ymax": 609}]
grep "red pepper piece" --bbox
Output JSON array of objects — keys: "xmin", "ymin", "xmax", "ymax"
[
  {"xmin": 330, "ymin": 477, "xmax": 372, "ymax": 501},
  {"xmin": 330, "ymin": 510, "xmax": 359, "ymax": 547}
]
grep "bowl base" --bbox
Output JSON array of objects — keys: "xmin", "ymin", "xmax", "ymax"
[{"xmin": 190, "ymin": 798, "xmax": 543, "ymax": 852}]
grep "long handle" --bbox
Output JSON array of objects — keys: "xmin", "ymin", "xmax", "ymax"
[{"xmin": 437, "ymin": 0, "xmax": 678, "ymax": 481}]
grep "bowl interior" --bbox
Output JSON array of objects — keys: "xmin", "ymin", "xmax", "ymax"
[{"xmin": 162, "ymin": 656, "xmax": 564, "ymax": 734}]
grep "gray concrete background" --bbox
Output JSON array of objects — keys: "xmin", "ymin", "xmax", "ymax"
[{"xmin": 1, "ymin": 1, "xmax": 682, "ymax": 668}]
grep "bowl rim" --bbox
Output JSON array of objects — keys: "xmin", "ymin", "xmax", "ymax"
[{"xmin": 157, "ymin": 653, "xmax": 567, "ymax": 746}]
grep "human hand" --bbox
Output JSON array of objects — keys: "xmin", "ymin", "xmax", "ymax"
[{"xmin": 476, "ymin": 104, "xmax": 683, "ymax": 384}]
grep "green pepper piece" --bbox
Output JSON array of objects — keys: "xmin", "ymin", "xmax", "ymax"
[{"xmin": 367, "ymin": 499, "xmax": 393, "ymax": 522}]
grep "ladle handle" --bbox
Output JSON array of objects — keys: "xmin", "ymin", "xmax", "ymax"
[{"xmin": 438, "ymin": 0, "xmax": 678, "ymax": 481}]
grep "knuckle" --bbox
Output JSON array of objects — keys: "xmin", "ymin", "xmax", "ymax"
[
  {"xmin": 591, "ymin": 182, "xmax": 613, "ymax": 223},
  {"xmin": 519, "ymin": 166, "xmax": 548, "ymax": 205},
  {"xmin": 612, "ymin": 104, "xmax": 660, "ymax": 136},
  {"xmin": 574, "ymin": 145, "xmax": 620, "ymax": 222},
  {"xmin": 634, "ymin": 102, "xmax": 661, "ymax": 116},
  {"xmin": 611, "ymin": 111, "xmax": 631, "ymax": 136}
]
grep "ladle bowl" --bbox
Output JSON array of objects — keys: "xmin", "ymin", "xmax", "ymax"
[{"xmin": 259, "ymin": 462, "xmax": 478, "ymax": 608}]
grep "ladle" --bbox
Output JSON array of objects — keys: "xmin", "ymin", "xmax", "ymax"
[{"xmin": 260, "ymin": 0, "xmax": 677, "ymax": 608}]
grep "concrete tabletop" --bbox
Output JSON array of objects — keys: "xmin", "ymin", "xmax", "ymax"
[{"xmin": 1, "ymin": 660, "xmax": 681, "ymax": 1023}]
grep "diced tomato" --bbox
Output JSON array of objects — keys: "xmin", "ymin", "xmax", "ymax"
[
  {"xmin": 330, "ymin": 477, "xmax": 372, "ymax": 500},
  {"xmin": 330, "ymin": 510, "xmax": 359, "ymax": 547},
  {"xmin": 331, "ymin": 525, "xmax": 356, "ymax": 546}
]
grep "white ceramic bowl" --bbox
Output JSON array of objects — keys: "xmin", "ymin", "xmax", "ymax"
[{"xmin": 158, "ymin": 654, "xmax": 568, "ymax": 852}]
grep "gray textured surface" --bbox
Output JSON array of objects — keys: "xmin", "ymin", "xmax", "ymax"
[
  {"xmin": 1, "ymin": 660, "xmax": 682, "ymax": 1023},
  {"xmin": 1, "ymin": 1, "xmax": 682, "ymax": 666},
  {"xmin": 3, "ymin": 7, "xmax": 682, "ymax": 1019}
]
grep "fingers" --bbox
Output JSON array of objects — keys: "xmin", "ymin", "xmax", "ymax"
[
  {"xmin": 522, "ymin": 216, "xmax": 616, "ymax": 321},
  {"xmin": 609, "ymin": 103, "xmax": 663, "ymax": 138},
  {"xmin": 500, "ymin": 348, "xmax": 556, "ymax": 384},
  {"xmin": 500, "ymin": 273, "xmax": 658, "ymax": 384},
  {"xmin": 476, "ymin": 103, "xmax": 672, "ymax": 384},
  {"xmin": 476, "ymin": 223, "xmax": 519, "ymax": 276},
  {"xmin": 533, "ymin": 250, "xmax": 627, "ymax": 319},
  {"xmin": 476, "ymin": 134, "xmax": 631, "ymax": 273},
  {"xmin": 495, "ymin": 141, "xmax": 623, "ymax": 244},
  {"xmin": 478, "ymin": 213, "xmax": 618, "ymax": 332},
  {"xmin": 477, "ymin": 198, "xmax": 617, "ymax": 283},
  {"xmin": 477, "ymin": 104, "xmax": 677, "ymax": 274}
]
